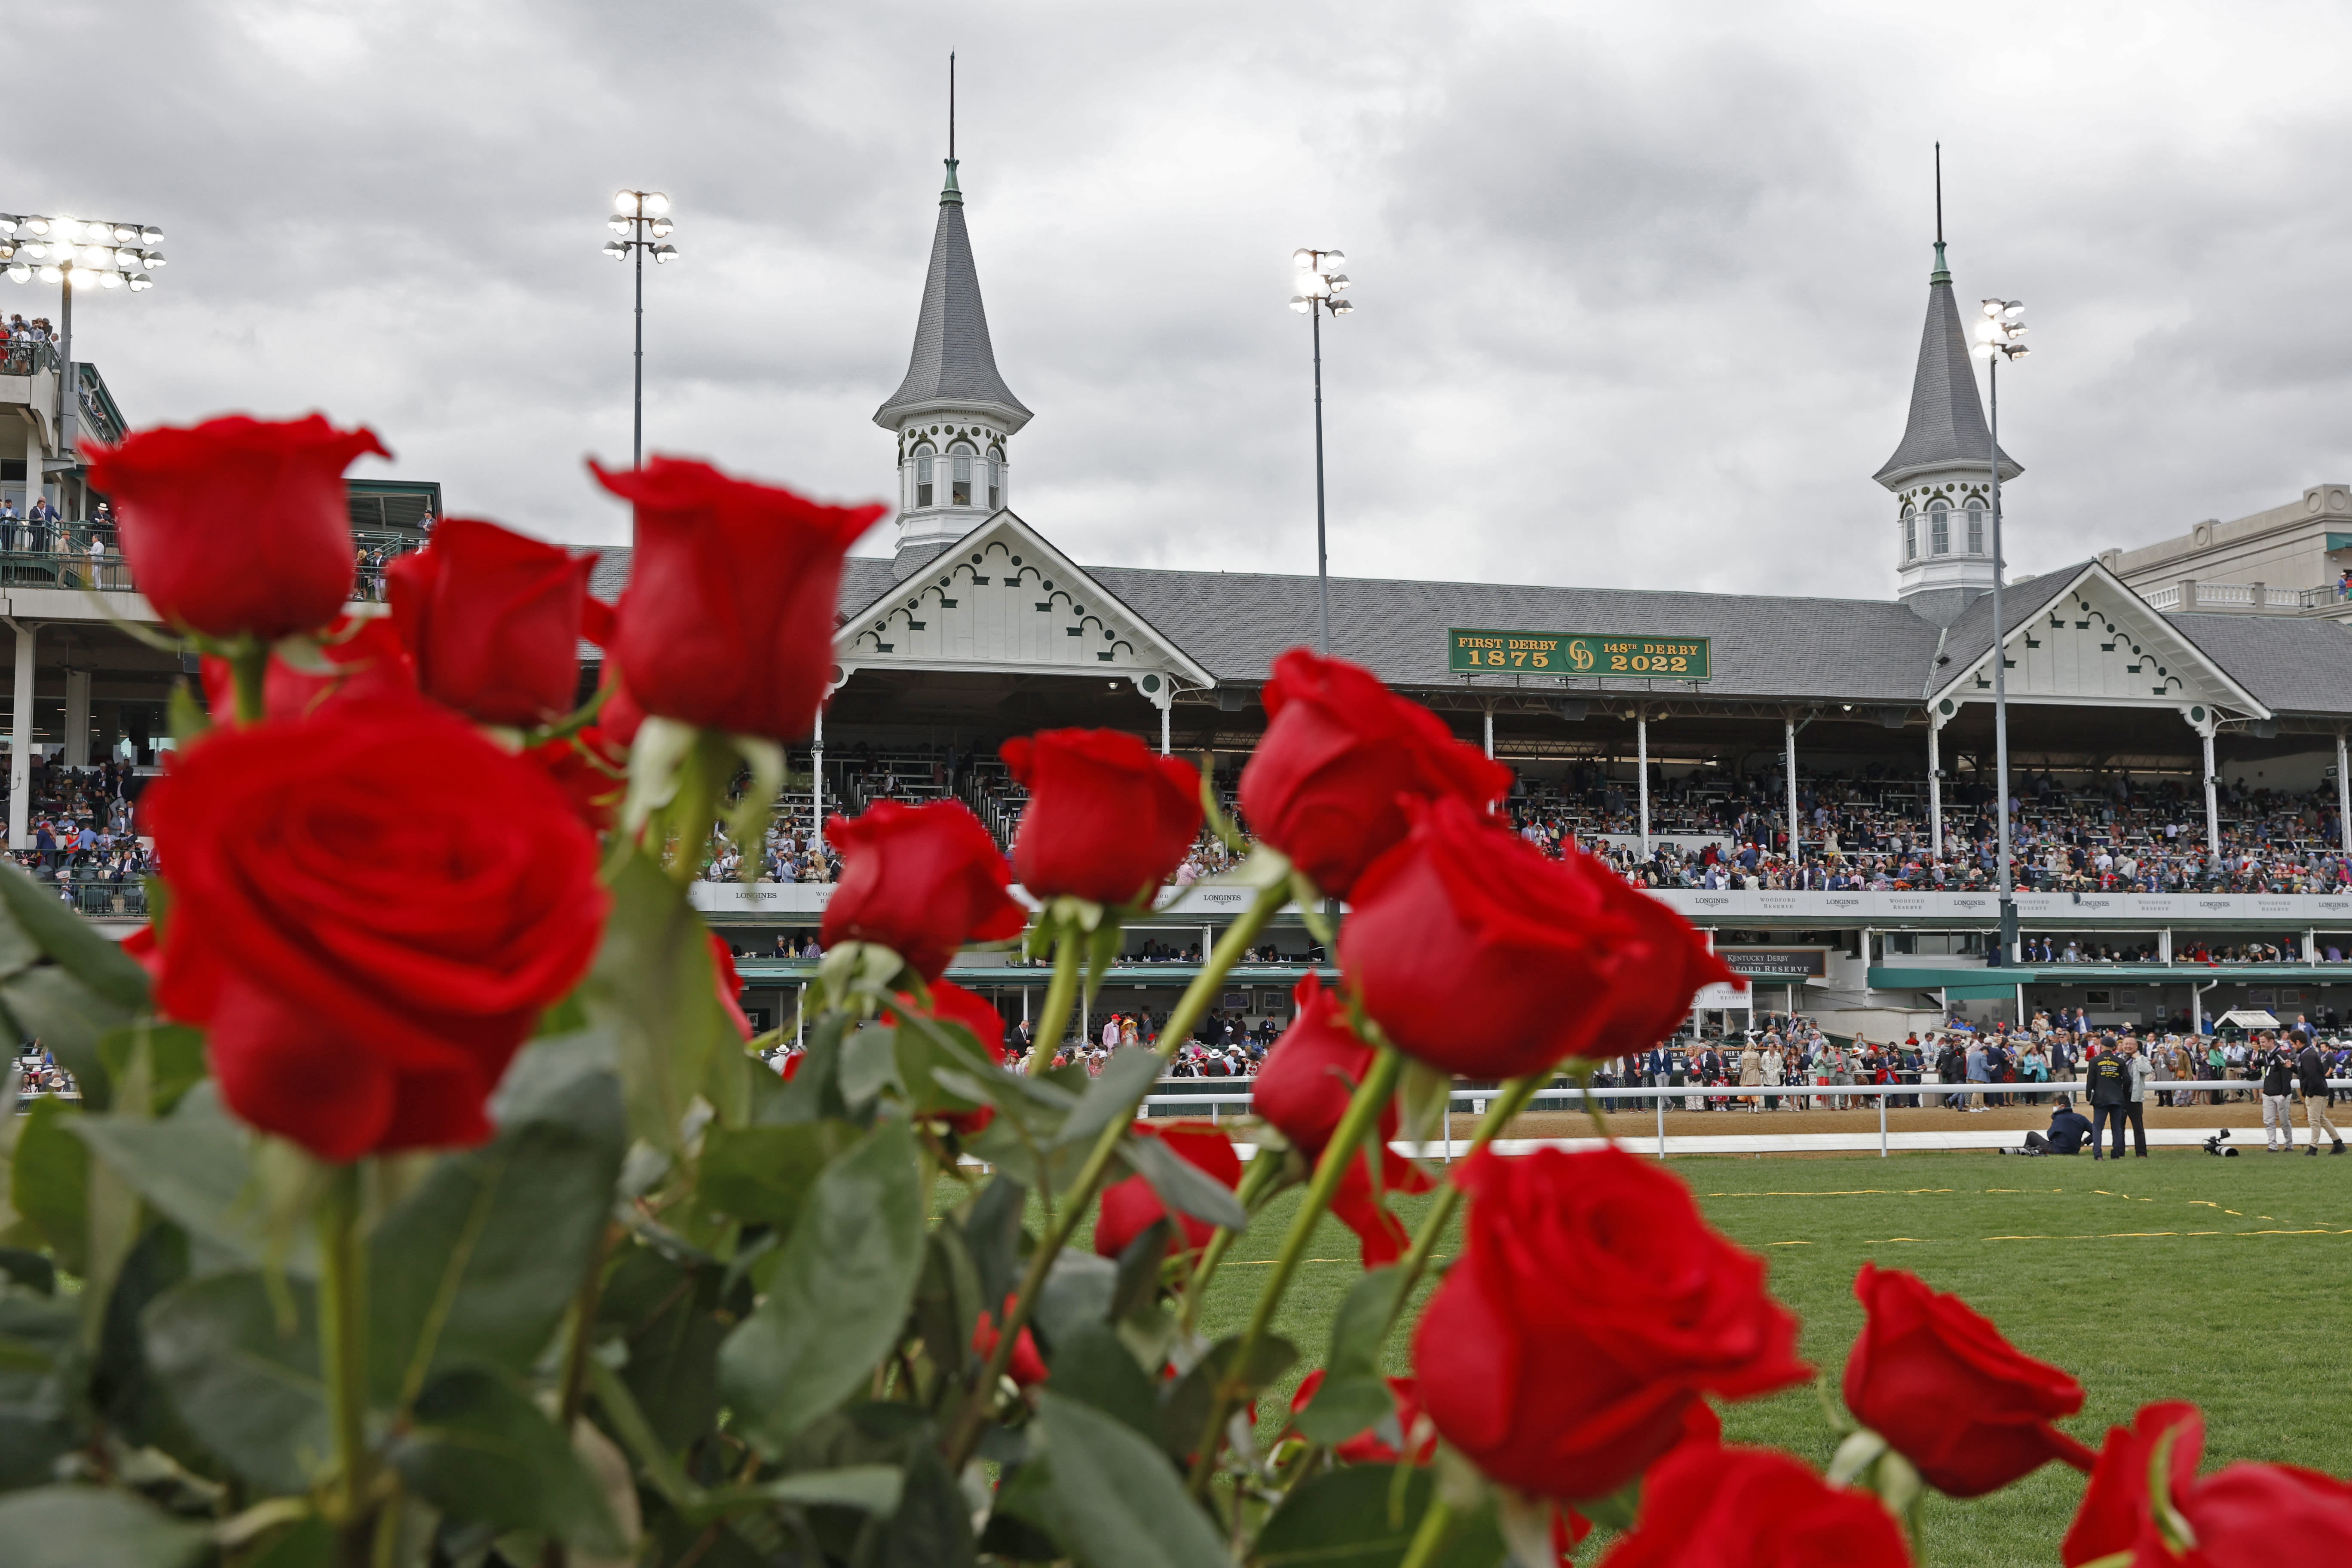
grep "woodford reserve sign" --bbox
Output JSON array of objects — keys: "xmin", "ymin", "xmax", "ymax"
[{"xmin": 1448, "ymin": 628, "xmax": 1713, "ymax": 680}]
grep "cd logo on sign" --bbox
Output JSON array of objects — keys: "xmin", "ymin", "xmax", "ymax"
[{"xmin": 1568, "ymin": 641, "xmax": 1595, "ymax": 672}]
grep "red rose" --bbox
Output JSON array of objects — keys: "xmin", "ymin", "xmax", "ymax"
[
  {"xmin": 384, "ymin": 517, "xmax": 598, "ymax": 727},
  {"xmin": 1001, "ymin": 729, "xmax": 1202, "ymax": 907},
  {"xmin": 710, "ymin": 934, "xmax": 752, "ymax": 1042},
  {"xmin": 1600, "ymin": 1444, "xmax": 1911, "ymax": 1568},
  {"xmin": 86, "ymin": 414, "xmax": 385, "ymax": 640},
  {"xmin": 1094, "ymin": 1121, "xmax": 1240, "ymax": 1259},
  {"xmin": 144, "ymin": 698, "xmax": 606, "ymax": 1162},
  {"xmin": 596, "ymin": 667, "xmax": 647, "ymax": 750},
  {"xmin": 1343, "ymin": 797, "xmax": 1731, "ymax": 1079},
  {"xmin": 1239, "ymin": 648, "xmax": 1510, "ymax": 896},
  {"xmin": 821, "ymin": 801, "xmax": 1027, "ymax": 980},
  {"xmin": 2062, "ymin": 1403, "xmax": 2352, "ymax": 1566},
  {"xmin": 594, "ymin": 457, "xmax": 884, "ymax": 738},
  {"xmin": 1844, "ymin": 1262, "xmax": 2096, "ymax": 1498},
  {"xmin": 199, "ymin": 612, "xmax": 415, "ymax": 723},
  {"xmin": 1412, "ymin": 1147, "xmax": 1807, "ymax": 1502},
  {"xmin": 894, "ymin": 980, "xmax": 1007, "ymax": 1136},
  {"xmin": 973, "ymin": 1296, "xmax": 1047, "ymax": 1387},
  {"xmin": 1289, "ymin": 1371, "xmax": 1436, "ymax": 1465},
  {"xmin": 525, "ymin": 726, "xmax": 628, "ymax": 835},
  {"xmin": 1252, "ymin": 972, "xmax": 1430, "ymax": 1267}
]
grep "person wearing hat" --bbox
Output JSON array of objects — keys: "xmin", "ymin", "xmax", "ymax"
[{"xmin": 2297, "ymin": 1034, "xmax": 2347, "ymax": 1156}]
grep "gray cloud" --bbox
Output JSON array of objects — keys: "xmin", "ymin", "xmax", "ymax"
[{"xmin": 12, "ymin": 0, "xmax": 2352, "ymax": 606}]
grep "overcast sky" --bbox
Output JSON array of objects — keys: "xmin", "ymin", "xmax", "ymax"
[{"xmin": 12, "ymin": 0, "xmax": 2352, "ymax": 601}]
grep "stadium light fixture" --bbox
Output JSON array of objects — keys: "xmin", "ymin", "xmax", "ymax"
[
  {"xmin": 603, "ymin": 188, "xmax": 680, "ymax": 469},
  {"xmin": 0, "ymin": 207, "xmax": 163, "ymax": 471},
  {"xmin": 1973, "ymin": 297, "xmax": 2028, "ymax": 960},
  {"xmin": 1289, "ymin": 245, "xmax": 1357, "ymax": 655}
]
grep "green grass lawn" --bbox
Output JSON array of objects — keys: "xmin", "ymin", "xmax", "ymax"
[{"xmin": 1166, "ymin": 1148, "xmax": 2352, "ymax": 1567}]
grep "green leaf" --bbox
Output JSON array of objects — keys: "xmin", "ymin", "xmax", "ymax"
[
  {"xmin": 764, "ymin": 1012, "xmax": 852, "ymax": 1126},
  {"xmin": 700, "ymin": 1121, "xmax": 859, "ymax": 1230},
  {"xmin": 719, "ymin": 1119, "xmax": 925, "ymax": 1454},
  {"xmin": 141, "ymin": 1270, "xmax": 328, "ymax": 1495},
  {"xmin": 389, "ymin": 1367, "xmax": 625, "ymax": 1555},
  {"xmin": 1034, "ymin": 1391, "xmax": 1227, "ymax": 1568},
  {"xmin": 1120, "ymin": 1133, "xmax": 1247, "ymax": 1234},
  {"xmin": 369, "ymin": 1041, "xmax": 625, "ymax": 1408},
  {"xmin": 0, "ymin": 1485, "xmax": 210, "ymax": 1568},
  {"xmin": 93, "ymin": 1222, "xmax": 191, "ymax": 1451},
  {"xmin": 581, "ymin": 848, "xmax": 732, "ymax": 1150},
  {"xmin": 745, "ymin": 1463, "xmax": 905, "ymax": 1512},
  {"xmin": 596, "ymin": 1245, "xmax": 725, "ymax": 1455},
  {"xmin": 0, "ymin": 1250, "xmax": 54, "ymax": 1296},
  {"xmin": 838, "ymin": 1023, "xmax": 902, "ymax": 1108},
  {"xmin": 97, "ymin": 1023, "xmax": 208, "ymax": 1118},
  {"xmin": 912, "ymin": 1227, "xmax": 983, "ymax": 1390},
  {"xmin": 12, "ymin": 1098, "xmax": 87, "ymax": 1275},
  {"xmin": 1257, "ymin": 1465, "xmax": 1508, "ymax": 1568},
  {"xmin": 1296, "ymin": 1268, "xmax": 1407, "ymax": 1446},
  {"xmin": 893, "ymin": 1017, "xmax": 996, "ymax": 1120},
  {"xmin": 1042, "ymin": 1320, "xmax": 1161, "ymax": 1440},
  {"xmin": 964, "ymin": 1176, "xmax": 1029, "ymax": 1312},
  {"xmin": 4, "ymin": 966, "xmax": 132, "ymax": 1109},
  {"xmin": 0, "ymin": 1285, "xmax": 82, "ymax": 1488},
  {"xmin": 1052, "ymin": 1047, "xmax": 1163, "ymax": 1149},
  {"xmin": 71, "ymin": 1082, "xmax": 312, "ymax": 1276},
  {"xmin": 0, "ymin": 859, "xmax": 150, "ymax": 1011},
  {"xmin": 1159, "ymin": 1332, "xmax": 1297, "ymax": 1461},
  {"xmin": 1031, "ymin": 1252, "xmax": 1116, "ymax": 1352},
  {"xmin": 868, "ymin": 1445, "xmax": 977, "ymax": 1568}
]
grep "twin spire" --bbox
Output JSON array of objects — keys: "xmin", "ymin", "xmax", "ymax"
[{"xmin": 1874, "ymin": 145, "xmax": 2019, "ymax": 490}]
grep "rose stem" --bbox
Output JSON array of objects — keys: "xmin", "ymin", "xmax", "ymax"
[
  {"xmin": 1394, "ymin": 1493, "xmax": 1455, "ymax": 1568},
  {"xmin": 1023, "ymin": 929, "xmax": 1082, "ymax": 1076},
  {"xmin": 315, "ymin": 1161, "xmax": 374, "ymax": 1545},
  {"xmin": 228, "ymin": 637, "xmax": 268, "ymax": 726},
  {"xmin": 1176, "ymin": 1151, "xmax": 1286, "ymax": 1337},
  {"xmin": 1378, "ymin": 1072, "xmax": 1545, "ymax": 1340},
  {"xmin": 1185, "ymin": 1045, "xmax": 1403, "ymax": 1497},
  {"xmin": 941, "ymin": 878, "xmax": 1289, "ymax": 1470}
]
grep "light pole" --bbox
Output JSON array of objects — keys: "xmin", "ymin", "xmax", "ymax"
[
  {"xmin": 0, "ymin": 211, "xmax": 162, "ymax": 505},
  {"xmin": 601, "ymin": 190, "xmax": 678, "ymax": 470},
  {"xmin": 1972, "ymin": 298, "xmax": 2027, "ymax": 961},
  {"xmin": 1288, "ymin": 248, "xmax": 1354, "ymax": 655}
]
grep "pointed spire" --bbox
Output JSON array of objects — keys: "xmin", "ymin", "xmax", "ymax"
[{"xmin": 1873, "ymin": 153, "xmax": 2017, "ymax": 490}]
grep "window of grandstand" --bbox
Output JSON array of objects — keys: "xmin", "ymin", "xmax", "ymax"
[
  {"xmin": 1929, "ymin": 500, "xmax": 1951, "ymax": 554},
  {"xmin": 1966, "ymin": 499, "xmax": 1985, "ymax": 553}
]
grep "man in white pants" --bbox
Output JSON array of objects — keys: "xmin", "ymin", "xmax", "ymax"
[
  {"xmin": 2298, "ymin": 1038, "xmax": 2346, "ymax": 1155},
  {"xmin": 2255, "ymin": 1035, "xmax": 2297, "ymax": 1152}
]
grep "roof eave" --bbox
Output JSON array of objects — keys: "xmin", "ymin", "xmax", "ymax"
[{"xmin": 872, "ymin": 394, "xmax": 1035, "ymax": 434}]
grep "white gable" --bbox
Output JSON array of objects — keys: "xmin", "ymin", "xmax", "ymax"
[
  {"xmin": 1930, "ymin": 564, "xmax": 2268, "ymax": 720},
  {"xmin": 836, "ymin": 512, "xmax": 1214, "ymax": 692}
]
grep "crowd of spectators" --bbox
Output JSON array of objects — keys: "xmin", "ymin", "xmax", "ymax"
[{"xmin": 6, "ymin": 758, "xmax": 151, "ymax": 913}]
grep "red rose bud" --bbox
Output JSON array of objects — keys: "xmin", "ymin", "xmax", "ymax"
[
  {"xmin": 1412, "ymin": 1148, "xmax": 1808, "ymax": 1503},
  {"xmin": 974, "ymin": 1296, "xmax": 1048, "ymax": 1387},
  {"xmin": 525, "ymin": 725, "xmax": 628, "ymax": 835},
  {"xmin": 594, "ymin": 457, "xmax": 884, "ymax": 739},
  {"xmin": 1002, "ymin": 729, "xmax": 1203, "ymax": 907},
  {"xmin": 710, "ymin": 933, "xmax": 752, "ymax": 1041},
  {"xmin": 1600, "ymin": 1444, "xmax": 1913, "ymax": 1568},
  {"xmin": 596, "ymin": 666, "xmax": 647, "ymax": 749},
  {"xmin": 86, "ymin": 414, "xmax": 385, "ymax": 640},
  {"xmin": 384, "ymin": 517, "xmax": 598, "ymax": 727},
  {"xmin": 2061, "ymin": 1402, "xmax": 2203, "ymax": 1567},
  {"xmin": 1844, "ymin": 1262, "xmax": 2096, "ymax": 1498},
  {"xmin": 1240, "ymin": 648, "xmax": 1510, "ymax": 897},
  {"xmin": 821, "ymin": 800, "xmax": 1027, "ymax": 980},
  {"xmin": 144, "ymin": 698, "xmax": 606, "ymax": 1162},
  {"xmin": 1345, "ymin": 796, "xmax": 1718, "ymax": 1078},
  {"xmin": 199, "ymin": 612, "xmax": 415, "ymax": 723},
  {"xmin": 2062, "ymin": 1402, "xmax": 2352, "ymax": 1565},
  {"xmin": 1290, "ymin": 1371, "xmax": 1436, "ymax": 1465},
  {"xmin": 1094, "ymin": 1121, "xmax": 1240, "ymax": 1260},
  {"xmin": 1252, "ymin": 973, "xmax": 1431, "ymax": 1267},
  {"xmin": 893, "ymin": 980, "xmax": 1008, "ymax": 1136}
]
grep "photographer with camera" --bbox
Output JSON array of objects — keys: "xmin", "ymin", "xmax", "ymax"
[{"xmin": 2256, "ymin": 1033, "xmax": 2298, "ymax": 1152}]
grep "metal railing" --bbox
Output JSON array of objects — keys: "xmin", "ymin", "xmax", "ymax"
[
  {"xmin": 0, "ymin": 341, "xmax": 59, "ymax": 377},
  {"xmin": 0, "ymin": 545, "xmax": 133, "ymax": 591},
  {"xmin": 40, "ymin": 877, "xmax": 148, "ymax": 917}
]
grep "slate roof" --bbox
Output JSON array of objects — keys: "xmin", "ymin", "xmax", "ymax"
[
  {"xmin": 1874, "ymin": 254, "xmax": 2019, "ymax": 488},
  {"xmin": 872, "ymin": 163, "xmax": 1030, "ymax": 432},
  {"xmin": 2164, "ymin": 612, "xmax": 2352, "ymax": 717}
]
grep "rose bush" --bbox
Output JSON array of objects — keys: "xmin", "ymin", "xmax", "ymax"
[
  {"xmin": 384, "ymin": 516, "xmax": 599, "ymax": 726},
  {"xmin": 1238, "ymin": 647, "xmax": 1510, "ymax": 896},
  {"xmin": 594, "ymin": 456, "xmax": 885, "ymax": 738},
  {"xmin": 142, "ymin": 696, "xmax": 606, "ymax": 1160},
  {"xmin": 1001, "ymin": 727, "xmax": 1203, "ymax": 906},
  {"xmin": 1412, "ymin": 1146, "xmax": 1809, "ymax": 1501},
  {"xmin": 1845, "ymin": 1262, "xmax": 2096, "ymax": 1497},
  {"xmin": 821, "ymin": 799, "xmax": 1027, "ymax": 979}
]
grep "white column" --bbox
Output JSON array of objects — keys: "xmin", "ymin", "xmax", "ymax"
[
  {"xmin": 1784, "ymin": 717, "xmax": 1800, "ymax": 869},
  {"xmin": 1482, "ymin": 705, "xmax": 1494, "ymax": 759},
  {"xmin": 1160, "ymin": 700, "xmax": 1170, "ymax": 756},
  {"xmin": 7, "ymin": 623, "xmax": 31, "ymax": 851},
  {"xmin": 2337, "ymin": 734, "xmax": 2350, "ymax": 856},
  {"xmin": 1927, "ymin": 717, "xmax": 1943, "ymax": 857},
  {"xmin": 811, "ymin": 701, "xmax": 826, "ymax": 852},
  {"xmin": 2202, "ymin": 729, "xmax": 2220, "ymax": 863},
  {"xmin": 1636, "ymin": 711, "xmax": 1650, "ymax": 858},
  {"xmin": 61, "ymin": 668, "xmax": 88, "ymax": 769}
]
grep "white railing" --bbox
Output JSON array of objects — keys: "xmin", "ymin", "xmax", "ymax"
[{"xmin": 2141, "ymin": 580, "xmax": 2346, "ymax": 615}]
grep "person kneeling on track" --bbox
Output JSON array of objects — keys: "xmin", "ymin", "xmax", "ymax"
[{"xmin": 2006, "ymin": 1095, "xmax": 2091, "ymax": 1157}]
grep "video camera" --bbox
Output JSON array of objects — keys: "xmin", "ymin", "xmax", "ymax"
[{"xmin": 2202, "ymin": 1128, "xmax": 2238, "ymax": 1158}]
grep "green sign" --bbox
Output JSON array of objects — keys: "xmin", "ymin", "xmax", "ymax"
[{"xmin": 1447, "ymin": 628, "xmax": 1712, "ymax": 680}]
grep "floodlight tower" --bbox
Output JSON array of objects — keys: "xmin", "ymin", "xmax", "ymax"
[
  {"xmin": 600, "ymin": 190, "xmax": 679, "ymax": 469},
  {"xmin": 1972, "ymin": 297, "xmax": 2028, "ymax": 959},
  {"xmin": 1288, "ymin": 248, "xmax": 1354, "ymax": 655}
]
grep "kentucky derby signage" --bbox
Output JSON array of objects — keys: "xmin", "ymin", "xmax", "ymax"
[{"xmin": 1448, "ymin": 627, "xmax": 1713, "ymax": 679}]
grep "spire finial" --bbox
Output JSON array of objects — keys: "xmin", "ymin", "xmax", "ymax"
[
  {"xmin": 949, "ymin": 52, "xmax": 956, "ymax": 161},
  {"xmin": 1930, "ymin": 141, "xmax": 1950, "ymax": 283},
  {"xmin": 941, "ymin": 53, "xmax": 962, "ymax": 205}
]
